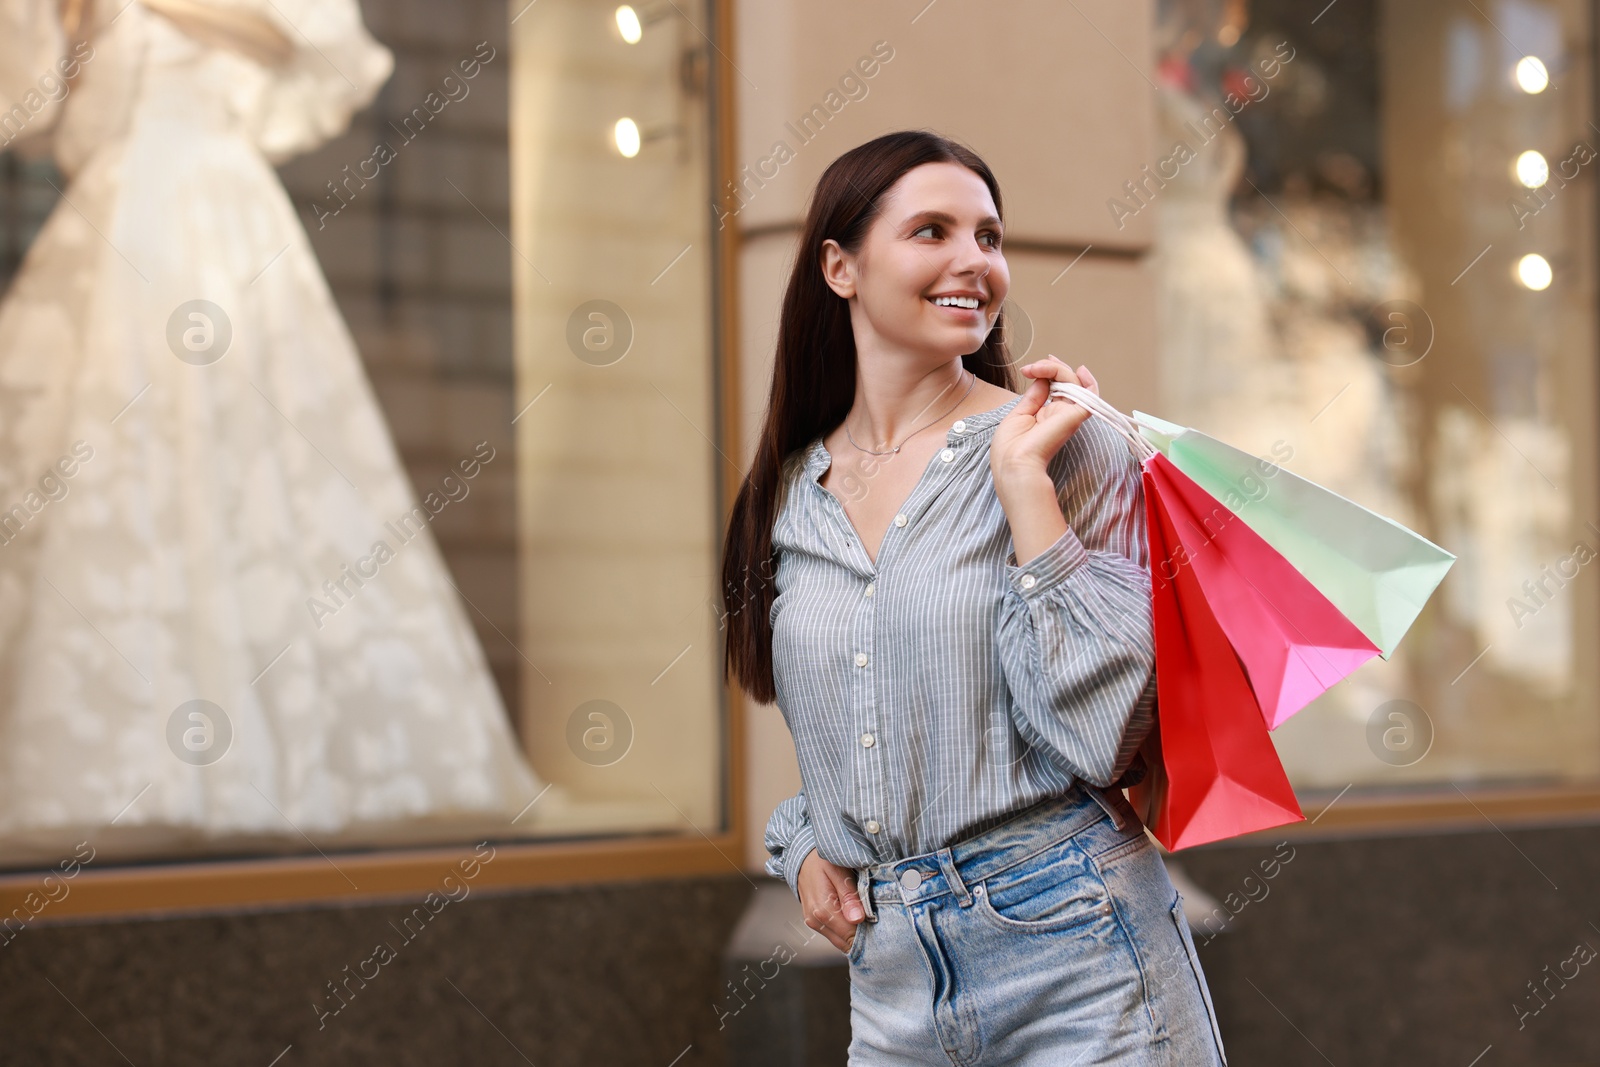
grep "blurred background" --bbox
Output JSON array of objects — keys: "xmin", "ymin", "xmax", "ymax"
[{"xmin": 0, "ymin": 0, "xmax": 1596, "ymax": 1062}]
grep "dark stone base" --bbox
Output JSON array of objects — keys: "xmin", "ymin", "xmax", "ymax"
[
  {"xmin": 1176, "ymin": 822, "xmax": 1600, "ymax": 1066},
  {"xmin": 2, "ymin": 821, "xmax": 1598, "ymax": 1065},
  {"xmin": 721, "ymin": 959, "xmax": 850, "ymax": 1067},
  {"xmin": 0, "ymin": 876, "xmax": 755, "ymax": 1066}
]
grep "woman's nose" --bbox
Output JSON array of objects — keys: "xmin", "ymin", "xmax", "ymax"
[{"xmin": 952, "ymin": 234, "xmax": 992, "ymax": 275}]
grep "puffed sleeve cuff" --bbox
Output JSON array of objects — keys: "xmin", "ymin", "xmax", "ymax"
[
  {"xmin": 777, "ymin": 823, "xmax": 818, "ymax": 900},
  {"xmin": 1004, "ymin": 527, "xmax": 1091, "ymax": 601},
  {"xmin": 242, "ymin": 0, "xmax": 396, "ymax": 163}
]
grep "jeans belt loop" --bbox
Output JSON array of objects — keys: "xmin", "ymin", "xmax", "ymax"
[
  {"xmin": 855, "ymin": 866, "xmax": 878, "ymax": 922},
  {"xmin": 934, "ymin": 847, "xmax": 973, "ymax": 908},
  {"xmin": 1083, "ymin": 782, "xmax": 1131, "ymax": 831}
]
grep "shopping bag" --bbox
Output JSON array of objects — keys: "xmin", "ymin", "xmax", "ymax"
[
  {"xmin": 1132, "ymin": 410, "xmax": 1456, "ymax": 658},
  {"xmin": 1050, "ymin": 382, "xmax": 1389, "ymax": 729},
  {"xmin": 1130, "ymin": 463, "xmax": 1306, "ymax": 849},
  {"xmin": 1047, "ymin": 381, "xmax": 1454, "ymax": 848},
  {"xmin": 1146, "ymin": 455, "xmax": 1383, "ymax": 729}
]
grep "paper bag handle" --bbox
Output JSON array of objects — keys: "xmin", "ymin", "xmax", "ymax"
[{"xmin": 1047, "ymin": 380, "xmax": 1159, "ymax": 462}]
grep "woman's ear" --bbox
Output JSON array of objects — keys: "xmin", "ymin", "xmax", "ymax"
[{"xmin": 819, "ymin": 238, "xmax": 856, "ymax": 300}]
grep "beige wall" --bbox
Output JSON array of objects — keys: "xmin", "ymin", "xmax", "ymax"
[{"xmin": 734, "ymin": 0, "xmax": 1161, "ymax": 872}]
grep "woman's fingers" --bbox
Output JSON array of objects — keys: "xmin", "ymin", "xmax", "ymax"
[
  {"xmin": 807, "ymin": 903, "xmax": 850, "ymax": 951},
  {"xmin": 1008, "ymin": 372, "xmax": 1051, "ymax": 418},
  {"xmin": 1020, "ymin": 355, "xmax": 1097, "ymax": 395},
  {"xmin": 1043, "ymin": 354, "xmax": 1081, "ymax": 386},
  {"xmin": 832, "ymin": 868, "xmax": 865, "ymax": 923},
  {"xmin": 992, "ymin": 356, "xmax": 1101, "ymax": 479},
  {"xmin": 802, "ymin": 889, "xmax": 845, "ymax": 949},
  {"xmin": 824, "ymin": 865, "xmax": 865, "ymax": 950},
  {"xmin": 798, "ymin": 858, "xmax": 866, "ymax": 953},
  {"xmin": 1022, "ymin": 357, "xmax": 1101, "ymax": 404},
  {"xmin": 1019, "ymin": 359, "xmax": 1063, "ymax": 385}
]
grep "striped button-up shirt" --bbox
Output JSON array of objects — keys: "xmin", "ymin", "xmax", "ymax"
[{"xmin": 762, "ymin": 392, "xmax": 1158, "ymax": 898}]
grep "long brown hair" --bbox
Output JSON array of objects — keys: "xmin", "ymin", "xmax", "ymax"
[{"xmin": 721, "ymin": 130, "xmax": 1020, "ymax": 704}]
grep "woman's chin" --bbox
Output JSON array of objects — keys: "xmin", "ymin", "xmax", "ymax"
[{"xmin": 904, "ymin": 327, "xmax": 989, "ymax": 357}]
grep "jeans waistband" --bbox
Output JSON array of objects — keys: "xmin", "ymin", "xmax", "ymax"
[{"xmin": 853, "ymin": 783, "xmax": 1138, "ymax": 921}]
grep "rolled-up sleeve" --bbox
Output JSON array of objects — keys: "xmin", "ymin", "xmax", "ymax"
[
  {"xmin": 763, "ymin": 787, "xmax": 818, "ymax": 900},
  {"xmin": 996, "ymin": 422, "xmax": 1157, "ymax": 788}
]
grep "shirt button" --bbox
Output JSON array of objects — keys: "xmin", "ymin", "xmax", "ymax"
[
  {"xmin": 940, "ymin": 448, "xmax": 955, "ymax": 462},
  {"xmin": 860, "ymin": 732, "xmax": 875, "ymax": 747},
  {"xmin": 864, "ymin": 581, "xmax": 875, "ymax": 597},
  {"xmin": 899, "ymin": 868, "xmax": 923, "ymax": 890},
  {"xmin": 855, "ymin": 651, "xmax": 869, "ymax": 667},
  {"xmin": 893, "ymin": 514, "xmax": 907, "ymax": 527},
  {"xmin": 865, "ymin": 819, "xmax": 881, "ymax": 834},
  {"xmin": 952, "ymin": 419, "xmax": 966, "ymax": 434},
  {"xmin": 1020, "ymin": 574, "xmax": 1037, "ymax": 590}
]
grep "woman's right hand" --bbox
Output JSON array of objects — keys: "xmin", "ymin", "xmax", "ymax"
[{"xmin": 797, "ymin": 849, "xmax": 866, "ymax": 954}]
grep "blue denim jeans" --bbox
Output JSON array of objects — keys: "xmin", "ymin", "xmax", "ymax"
[{"xmin": 845, "ymin": 784, "xmax": 1227, "ymax": 1065}]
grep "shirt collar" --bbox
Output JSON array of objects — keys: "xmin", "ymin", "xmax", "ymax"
[{"xmin": 802, "ymin": 392, "xmax": 1026, "ymax": 483}]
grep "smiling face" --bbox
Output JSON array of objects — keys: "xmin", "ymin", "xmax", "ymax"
[{"xmin": 821, "ymin": 161, "xmax": 1009, "ymax": 360}]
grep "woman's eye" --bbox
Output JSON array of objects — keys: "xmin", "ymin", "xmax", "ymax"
[{"xmin": 911, "ymin": 224, "xmax": 1000, "ymax": 246}]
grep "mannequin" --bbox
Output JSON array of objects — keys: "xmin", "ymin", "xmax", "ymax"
[{"xmin": 0, "ymin": 0, "xmax": 556, "ymax": 864}]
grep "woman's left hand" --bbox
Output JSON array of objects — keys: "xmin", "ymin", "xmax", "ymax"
[{"xmin": 990, "ymin": 356, "xmax": 1100, "ymax": 490}]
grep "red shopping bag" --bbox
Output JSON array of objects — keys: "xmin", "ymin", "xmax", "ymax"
[
  {"xmin": 1129, "ymin": 458, "xmax": 1305, "ymax": 851},
  {"xmin": 1146, "ymin": 456, "xmax": 1382, "ymax": 729}
]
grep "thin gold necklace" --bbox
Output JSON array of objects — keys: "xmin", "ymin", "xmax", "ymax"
[{"xmin": 845, "ymin": 370, "xmax": 977, "ymax": 456}]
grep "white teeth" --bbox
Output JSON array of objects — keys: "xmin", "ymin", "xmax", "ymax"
[{"xmin": 933, "ymin": 295, "xmax": 981, "ymax": 309}]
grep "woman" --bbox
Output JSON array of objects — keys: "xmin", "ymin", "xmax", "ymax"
[
  {"xmin": 721, "ymin": 130, "xmax": 1227, "ymax": 1064},
  {"xmin": 0, "ymin": 0, "xmax": 545, "ymax": 864}
]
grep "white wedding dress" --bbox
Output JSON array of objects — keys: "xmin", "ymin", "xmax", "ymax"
[{"xmin": 0, "ymin": 0, "xmax": 551, "ymax": 865}]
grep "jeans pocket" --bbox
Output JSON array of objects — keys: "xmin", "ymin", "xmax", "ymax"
[
  {"xmin": 1170, "ymin": 894, "xmax": 1228, "ymax": 1064},
  {"xmin": 847, "ymin": 918, "xmax": 868, "ymax": 965},
  {"xmin": 971, "ymin": 838, "xmax": 1112, "ymax": 933}
]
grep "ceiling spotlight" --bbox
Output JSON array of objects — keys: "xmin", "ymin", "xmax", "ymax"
[
  {"xmin": 614, "ymin": 3, "xmax": 674, "ymax": 43},
  {"xmin": 1516, "ymin": 253, "xmax": 1553, "ymax": 290},
  {"xmin": 613, "ymin": 117, "xmax": 642, "ymax": 157},
  {"xmin": 1514, "ymin": 150, "xmax": 1549, "ymax": 188},
  {"xmin": 612, "ymin": 118, "xmax": 683, "ymax": 158},
  {"xmin": 615, "ymin": 6, "xmax": 643, "ymax": 43},
  {"xmin": 1515, "ymin": 56, "xmax": 1550, "ymax": 93}
]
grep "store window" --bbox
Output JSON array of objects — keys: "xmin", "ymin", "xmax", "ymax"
[
  {"xmin": 1151, "ymin": 0, "xmax": 1598, "ymax": 792},
  {"xmin": 0, "ymin": 0, "xmax": 727, "ymax": 880}
]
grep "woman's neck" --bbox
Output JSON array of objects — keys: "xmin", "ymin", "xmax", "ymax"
[{"xmin": 846, "ymin": 359, "xmax": 974, "ymax": 453}]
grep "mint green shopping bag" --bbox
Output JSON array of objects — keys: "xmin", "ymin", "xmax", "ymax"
[{"xmin": 1131, "ymin": 411, "xmax": 1456, "ymax": 659}]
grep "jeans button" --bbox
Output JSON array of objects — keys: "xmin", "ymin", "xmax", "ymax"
[{"xmin": 899, "ymin": 868, "xmax": 923, "ymax": 891}]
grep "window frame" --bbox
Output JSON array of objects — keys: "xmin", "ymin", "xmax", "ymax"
[{"xmin": 0, "ymin": 0, "xmax": 748, "ymax": 926}]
